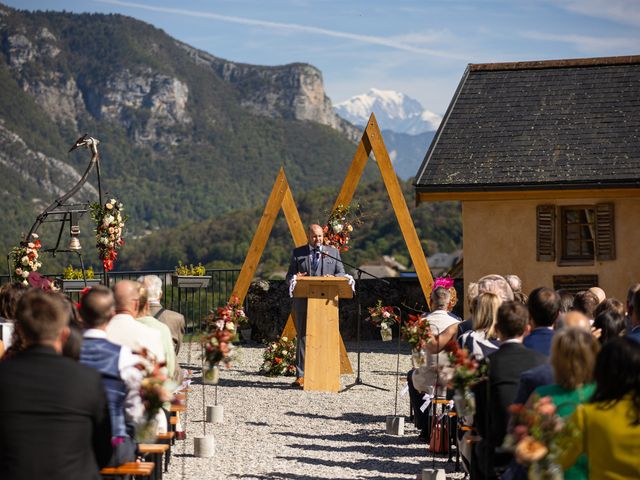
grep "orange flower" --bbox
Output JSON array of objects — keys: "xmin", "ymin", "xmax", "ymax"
[{"xmin": 515, "ymin": 436, "xmax": 548, "ymax": 464}]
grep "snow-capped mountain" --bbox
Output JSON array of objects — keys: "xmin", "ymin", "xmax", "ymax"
[{"xmin": 334, "ymin": 88, "xmax": 441, "ymax": 135}]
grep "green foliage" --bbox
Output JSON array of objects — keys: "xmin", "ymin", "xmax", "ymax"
[{"xmin": 121, "ymin": 177, "xmax": 462, "ymax": 273}]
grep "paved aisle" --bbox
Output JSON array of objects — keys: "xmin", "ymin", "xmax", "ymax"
[{"xmin": 166, "ymin": 341, "xmax": 465, "ymax": 480}]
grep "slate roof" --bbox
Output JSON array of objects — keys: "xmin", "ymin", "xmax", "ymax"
[{"xmin": 415, "ymin": 56, "xmax": 640, "ymax": 193}]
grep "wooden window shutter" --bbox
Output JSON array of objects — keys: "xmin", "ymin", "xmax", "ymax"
[
  {"xmin": 595, "ymin": 203, "xmax": 616, "ymax": 260},
  {"xmin": 536, "ymin": 205, "xmax": 555, "ymax": 261}
]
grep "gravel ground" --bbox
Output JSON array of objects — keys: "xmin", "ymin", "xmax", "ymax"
[{"xmin": 165, "ymin": 340, "xmax": 467, "ymax": 480}]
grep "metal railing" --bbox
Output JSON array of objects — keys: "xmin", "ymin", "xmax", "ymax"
[{"xmin": 0, "ymin": 269, "xmax": 241, "ymax": 333}]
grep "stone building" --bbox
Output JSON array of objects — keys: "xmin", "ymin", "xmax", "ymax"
[{"xmin": 414, "ymin": 55, "xmax": 640, "ymax": 311}]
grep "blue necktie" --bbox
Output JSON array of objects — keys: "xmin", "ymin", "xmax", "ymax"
[{"xmin": 311, "ymin": 249, "xmax": 319, "ymax": 273}]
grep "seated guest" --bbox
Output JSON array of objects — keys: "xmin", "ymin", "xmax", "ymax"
[
  {"xmin": 572, "ymin": 290, "xmax": 599, "ymax": 323},
  {"xmin": 628, "ymin": 288, "xmax": 640, "ymax": 344},
  {"xmin": 106, "ymin": 280, "xmax": 165, "ymax": 363},
  {"xmin": 625, "ymin": 283, "xmax": 640, "ymax": 334},
  {"xmin": 0, "ymin": 290, "xmax": 112, "ymax": 479},
  {"xmin": 459, "ymin": 292, "xmax": 501, "ymax": 358},
  {"xmin": 407, "ymin": 286, "xmax": 459, "ymax": 440},
  {"xmin": 457, "ymin": 282, "xmax": 478, "ymax": 337},
  {"xmin": 593, "ymin": 297, "xmax": 625, "ymax": 320},
  {"xmin": 513, "ymin": 310, "xmax": 589, "ymax": 404},
  {"xmin": 557, "ymin": 337, "xmax": 640, "ymax": 478},
  {"xmin": 588, "ymin": 286, "xmax": 606, "ymax": 305},
  {"xmin": 523, "ymin": 287, "xmax": 560, "ymax": 356},
  {"xmin": 532, "ymin": 328, "xmax": 600, "ymax": 480},
  {"xmin": 477, "ymin": 274, "xmax": 514, "ymax": 303},
  {"xmin": 472, "ymin": 302, "xmax": 547, "ymax": 479},
  {"xmin": 555, "ymin": 289, "xmax": 575, "ymax": 329},
  {"xmin": 80, "ymin": 286, "xmax": 145, "ymax": 466},
  {"xmin": 138, "ymin": 275, "xmax": 185, "ymax": 355},
  {"xmin": 593, "ymin": 310, "xmax": 626, "ymax": 345},
  {"xmin": 135, "ymin": 284, "xmax": 176, "ymax": 378},
  {"xmin": 0, "ymin": 282, "xmax": 28, "ymax": 358},
  {"xmin": 505, "ymin": 274, "xmax": 527, "ymax": 305}
]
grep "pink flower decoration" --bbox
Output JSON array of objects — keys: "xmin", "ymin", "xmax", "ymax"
[{"xmin": 434, "ymin": 276, "xmax": 454, "ymax": 290}]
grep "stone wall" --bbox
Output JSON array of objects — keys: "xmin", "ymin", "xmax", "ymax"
[{"xmin": 245, "ymin": 277, "xmax": 437, "ymax": 342}]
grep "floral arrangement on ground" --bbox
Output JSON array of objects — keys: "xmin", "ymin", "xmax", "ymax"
[
  {"xmin": 11, "ymin": 233, "xmax": 42, "ymax": 285},
  {"xmin": 323, "ymin": 203, "xmax": 362, "ymax": 252},
  {"xmin": 90, "ymin": 198, "xmax": 126, "ymax": 272},
  {"xmin": 261, "ymin": 336, "xmax": 297, "ymax": 376}
]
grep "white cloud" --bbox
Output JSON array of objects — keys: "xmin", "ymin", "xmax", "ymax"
[
  {"xmin": 550, "ymin": 0, "xmax": 640, "ymax": 28},
  {"xmin": 97, "ymin": 0, "xmax": 469, "ymax": 59},
  {"xmin": 522, "ymin": 30, "xmax": 640, "ymax": 53}
]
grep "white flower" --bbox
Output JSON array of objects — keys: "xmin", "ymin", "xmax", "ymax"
[
  {"xmin": 21, "ymin": 271, "xmax": 29, "ymax": 278},
  {"xmin": 101, "ymin": 237, "xmax": 109, "ymax": 244},
  {"xmin": 28, "ymin": 260, "xmax": 34, "ymax": 267},
  {"xmin": 28, "ymin": 242, "xmax": 35, "ymax": 248},
  {"xmin": 31, "ymin": 233, "xmax": 39, "ymax": 239},
  {"xmin": 382, "ymin": 311, "xmax": 391, "ymax": 318},
  {"xmin": 118, "ymin": 203, "xmax": 123, "ymax": 209},
  {"xmin": 22, "ymin": 279, "xmax": 28, "ymax": 286},
  {"xmin": 21, "ymin": 256, "xmax": 29, "ymax": 266},
  {"xmin": 35, "ymin": 262, "xmax": 41, "ymax": 269},
  {"xmin": 110, "ymin": 198, "xmax": 116, "ymax": 204},
  {"xmin": 108, "ymin": 227, "xmax": 115, "ymax": 234},
  {"xmin": 105, "ymin": 203, "xmax": 113, "ymax": 210},
  {"xmin": 333, "ymin": 224, "xmax": 343, "ymax": 233},
  {"xmin": 225, "ymin": 321, "xmax": 235, "ymax": 331},
  {"xmin": 103, "ymin": 215, "xmax": 114, "ymax": 226}
]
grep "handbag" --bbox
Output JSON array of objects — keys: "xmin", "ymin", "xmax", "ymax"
[{"xmin": 429, "ymin": 413, "xmax": 450, "ymax": 453}]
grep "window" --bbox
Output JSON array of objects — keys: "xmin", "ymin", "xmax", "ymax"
[
  {"xmin": 536, "ymin": 203, "xmax": 615, "ymax": 265},
  {"xmin": 560, "ymin": 206, "xmax": 595, "ymax": 263}
]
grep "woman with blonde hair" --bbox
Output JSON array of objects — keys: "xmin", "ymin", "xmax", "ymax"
[
  {"xmin": 458, "ymin": 292, "xmax": 501, "ymax": 358},
  {"xmin": 532, "ymin": 328, "xmax": 600, "ymax": 480}
]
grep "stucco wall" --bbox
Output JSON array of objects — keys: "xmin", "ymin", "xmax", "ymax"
[{"xmin": 462, "ymin": 195, "xmax": 640, "ymax": 316}]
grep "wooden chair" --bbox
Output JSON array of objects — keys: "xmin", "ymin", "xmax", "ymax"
[
  {"xmin": 138, "ymin": 444, "xmax": 170, "ymax": 480},
  {"xmin": 100, "ymin": 461, "xmax": 154, "ymax": 479}
]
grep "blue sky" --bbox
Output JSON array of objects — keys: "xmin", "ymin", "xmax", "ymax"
[{"xmin": 4, "ymin": 0, "xmax": 639, "ymax": 113}]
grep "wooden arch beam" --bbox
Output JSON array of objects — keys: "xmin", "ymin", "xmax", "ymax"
[{"xmin": 334, "ymin": 113, "xmax": 434, "ymax": 303}]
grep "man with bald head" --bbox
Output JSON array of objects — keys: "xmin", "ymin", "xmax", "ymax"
[
  {"xmin": 106, "ymin": 280, "xmax": 164, "ymax": 364},
  {"xmin": 286, "ymin": 223, "xmax": 348, "ymax": 387}
]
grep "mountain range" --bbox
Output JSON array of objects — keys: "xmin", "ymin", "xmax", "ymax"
[{"xmin": 0, "ymin": 4, "xmax": 459, "ymax": 273}]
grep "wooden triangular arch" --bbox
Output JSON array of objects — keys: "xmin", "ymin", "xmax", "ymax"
[
  {"xmin": 334, "ymin": 112, "xmax": 435, "ymax": 302},
  {"xmin": 230, "ymin": 167, "xmax": 353, "ymax": 374}
]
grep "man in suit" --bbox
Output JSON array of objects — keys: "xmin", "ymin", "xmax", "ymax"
[
  {"xmin": 0, "ymin": 290, "xmax": 112, "ymax": 480},
  {"xmin": 472, "ymin": 301, "xmax": 547, "ymax": 479},
  {"xmin": 286, "ymin": 224, "xmax": 348, "ymax": 387},
  {"xmin": 139, "ymin": 275, "xmax": 185, "ymax": 355},
  {"xmin": 79, "ymin": 285, "xmax": 145, "ymax": 466},
  {"xmin": 523, "ymin": 287, "xmax": 560, "ymax": 356}
]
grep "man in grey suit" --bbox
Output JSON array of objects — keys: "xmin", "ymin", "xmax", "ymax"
[
  {"xmin": 286, "ymin": 224, "xmax": 349, "ymax": 388},
  {"xmin": 139, "ymin": 275, "xmax": 186, "ymax": 355}
]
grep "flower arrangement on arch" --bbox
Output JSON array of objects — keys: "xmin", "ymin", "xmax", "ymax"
[
  {"xmin": 504, "ymin": 395, "xmax": 569, "ymax": 476},
  {"xmin": 322, "ymin": 203, "xmax": 362, "ymax": 252},
  {"xmin": 368, "ymin": 300, "xmax": 399, "ymax": 333},
  {"xmin": 261, "ymin": 336, "xmax": 297, "ymax": 376},
  {"xmin": 214, "ymin": 296, "xmax": 248, "ymax": 328},
  {"xmin": 401, "ymin": 313, "xmax": 433, "ymax": 352},
  {"xmin": 443, "ymin": 340, "xmax": 486, "ymax": 393},
  {"xmin": 10, "ymin": 233, "xmax": 42, "ymax": 285},
  {"xmin": 90, "ymin": 198, "xmax": 126, "ymax": 272}
]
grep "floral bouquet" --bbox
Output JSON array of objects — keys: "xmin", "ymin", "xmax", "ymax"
[
  {"xmin": 135, "ymin": 348, "xmax": 179, "ymax": 442},
  {"xmin": 261, "ymin": 336, "xmax": 297, "ymax": 376},
  {"xmin": 11, "ymin": 233, "xmax": 43, "ymax": 285},
  {"xmin": 504, "ymin": 396, "xmax": 567, "ymax": 479},
  {"xmin": 443, "ymin": 340, "xmax": 486, "ymax": 416},
  {"xmin": 367, "ymin": 300, "xmax": 399, "ymax": 341},
  {"xmin": 201, "ymin": 327, "xmax": 235, "ymax": 368},
  {"xmin": 214, "ymin": 295, "xmax": 248, "ymax": 328},
  {"xmin": 90, "ymin": 198, "xmax": 126, "ymax": 272},
  {"xmin": 401, "ymin": 314, "xmax": 432, "ymax": 362},
  {"xmin": 322, "ymin": 203, "xmax": 362, "ymax": 252}
]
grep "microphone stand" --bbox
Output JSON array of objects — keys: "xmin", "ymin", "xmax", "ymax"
[{"xmin": 317, "ymin": 249, "xmax": 391, "ymax": 393}]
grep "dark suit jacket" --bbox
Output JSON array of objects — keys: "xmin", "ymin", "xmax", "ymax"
[
  {"xmin": 523, "ymin": 327, "xmax": 555, "ymax": 356},
  {"xmin": 628, "ymin": 326, "xmax": 640, "ymax": 345},
  {"xmin": 513, "ymin": 363, "xmax": 553, "ymax": 404},
  {"xmin": 286, "ymin": 244, "xmax": 346, "ymax": 281},
  {"xmin": 149, "ymin": 304, "xmax": 185, "ymax": 354},
  {"xmin": 0, "ymin": 345, "xmax": 112, "ymax": 480},
  {"xmin": 473, "ymin": 342, "xmax": 548, "ymax": 476}
]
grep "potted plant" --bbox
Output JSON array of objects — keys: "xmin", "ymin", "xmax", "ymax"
[
  {"xmin": 60, "ymin": 265, "xmax": 101, "ymax": 292},
  {"xmin": 171, "ymin": 261, "xmax": 211, "ymax": 289}
]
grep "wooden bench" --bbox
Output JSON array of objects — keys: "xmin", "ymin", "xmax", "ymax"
[
  {"xmin": 157, "ymin": 432, "xmax": 175, "ymax": 469},
  {"xmin": 100, "ymin": 461, "xmax": 154, "ymax": 479},
  {"xmin": 138, "ymin": 444, "xmax": 170, "ymax": 480}
]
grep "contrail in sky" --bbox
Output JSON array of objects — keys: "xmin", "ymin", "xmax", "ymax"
[{"xmin": 97, "ymin": 0, "xmax": 467, "ymax": 59}]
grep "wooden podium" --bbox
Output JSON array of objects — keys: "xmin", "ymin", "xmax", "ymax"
[{"xmin": 293, "ymin": 276, "xmax": 353, "ymax": 392}]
